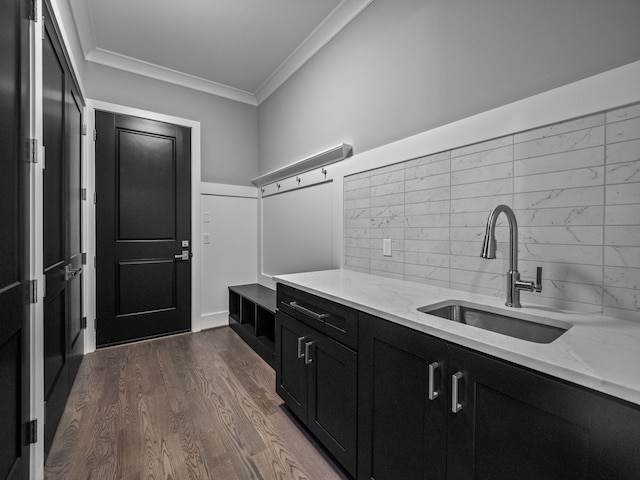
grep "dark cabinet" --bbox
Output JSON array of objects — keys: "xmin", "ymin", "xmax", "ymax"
[
  {"xmin": 359, "ymin": 313, "xmax": 640, "ymax": 480},
  {"xmin": 276, "ymin": 285, "xmax": 358, "ymax": 477},
  {"xmin": 358, "ymin": 313, "xmax": 448, "ymax": 480}
]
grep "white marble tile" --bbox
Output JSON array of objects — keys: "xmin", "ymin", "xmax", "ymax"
[
  {"xmin": 370, "ymin": 161, "xmax": 405, "ymax": 175},
  {"xmin": 345, "ymin": 207, "xmax": 370, "ymax": 219},
  {"xmin": 405, "ymin": 151, "xmax": 451, "ymax": 169},
  {"xmin": 405, "ymin": 172, "xmax": 450, "ymax": 192},
  {"xmin": 451, "ymin": 145, "xmax": 513, "ymax": 172},
  {"xmin": 371, "ymin": 205, "xmax": 405, "ymax": 218},
  {"xmin": 405, "ymin": 276, "xmax": 451, "ymax": 289},
  {"xmin": 405, "ymin": 264, "xmax": 450, "ymax": 282},
  {"xmin": 605, "ymin": 225, "xmax": 640, "ymax": 246},
  {"xmin": 605, "ymin": 246, "xmax": 640, "ymax": 268},
  {"xmin": 514, "ymin": 113, "xmax": 604, "ymax": 144},
  {"xmin": 345, "ymin": 246, "xmax": 370, "ymax": 259},
  {"xmin": 344, "ymin": 197, "xmax": 371, "ymax": 210},
  {"xmin": 451, "ymin": 135, "xmax": 512, "ymax": 158},
  {"xmin": 606, "ymin": 116, "xmax": 640, "ymax": 144},
  {"xmin": 371, "ymin": 192, "xmax": 404, "ymax": 207},
  {"xmin": 450, "ymin": 226, "xmax": 485, "ymax": 242},
  {"xmin": 450, "ymin": 255, "xmax": 507, "ymax": 275},
  {"xmin": 606, "ymin": 159, "xmax": 640, "ymax": 184},
  {"xmin": 604, "ymin": 266, "xmax": 640, "ymax": 289},
  {"xmin": 515, "ymin": 206, "xmax": 604, "ymax": 226},
  {"xmin": 606, "ymin": 139, "xmax": 640, "ymax": 165},
  {"xmin": 371, "ymin": 215, "xmax": 405, "ymax": 229},
  {"xmin": 604, "ymin": 286, "xmax": 640, "ymax": 311},
  {"xmin": 344, "ymin": 186, "xmax": 370, "ymax": 201},
  {"xmin": 371, "ymin": 182, "xmax": 404, "ymax": 197},
  {"xmin": 404, "ymin": 251, "xmax": 450, "ymax": 267},
  {"xmin": 519, "ymin": 243, "xmax": 603, "ymax": 266},
  {"xmin": 405, "ymin": 226, "xmax": 450, "ymax": 240},
  {"xmin": 405, "ymin": 186, "xmax": 450, "ymax": 204},
  {"xmin": 520, "ymin": 226, "xmax": 603, "ymax": 245},
  {"xmin": 405, "ymin": 158, "xmax": 450, "ymax": 180},
  {"xmin": 371, "ymin": 248, "xmax": 405, "ymax": 262},
  {"xmin": 405, "ymin": 239, "xmax": 450, "ymax": 255},
  {"xmin": 344, "ymin": 256, "xmax": 370, "ymax": 270},
  {"xmin": 606, "ymin": 103, "xmax": 640, "ymax": 123},
  {"xmin": 370, "ymin": 227, "xmax": 404, "ymax": 240},
  {"xmin": 519, "ymin": 260, "xmax": 603, "ymax": 285},
  {"xmin": 405, "ymin": 213, "xmax": 449, "ymax": 228},
  {"xmin": 405, "ymin": 200, "xmax": 450, "ymax": 215},
  {"xmin": 536, "ymin": 279, "xmax": 603, "ymax": 305},
  {"xmin": 370, "ymin": 259, "xmax": 404, "ymax": 276},
  {"xmin": 605, "ymin": 183, "xmax": 640, "ymax": 205},
  {"xmin": 345, "ymin": 237, "xmax": 371, "ymax": 249},
  {"xmin": 514, "ymin": 126, "xmax": 604, "ymax": 160},
  {"xmin": 345, "ymin": 218, "xmax": 370, "ymax": 229},
  {"xmin": 603, "ymin": 306, "xmax": 640, "ymax": 323},
  {"xmin": 451, "ymin": 178, "xmax": 512, "ymax": 200},
  {"xmin": 345, "ymin": 228, "xmax": 370, "ymax": 239},
  {"xmin": 450, "ymin": 269, "xmax": 505, "ymax": 290},
  {"xmin": 371, "ymin": 168, "xmax": 405, "ymax": 187},
  {"xmin": 514, "ymin": 186, "xmax": 603, "ymax": 209},
  {"xmin": 344, "ymin": 176, "xmax": 370, "ymax": 191},
  {"xmin": 345, "ymin": 170, "xmax": 371, "ymax": 181},
  {"xmin": 451, "ymin": 240, "xmax": 510, "ymax": 257},
  {"xmin": 514, "ymin": 166, "xmax": 604, "ymax": 193},
  {"xmin": 451, "ymin": 161, "xmax": 513, "ymax": 186},
  {"xmin": 451, "ymin": 195, "xmax": 512, "ymax": 213},
  {"xmin": 514, "ymin": 146, "xmax": 604, "ymax": 177},
  {"xmin": 449, "ymin": 282, "xmax": 503, "ymax": 298}
]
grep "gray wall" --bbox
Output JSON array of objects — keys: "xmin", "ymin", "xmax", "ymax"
[
  {"xmin": 83, "ymin": 62, "xmax": 259, "ymax": 185},
  {"xmin": 258, "ymin": 0, "xmax": 640, "ymax": 175}
]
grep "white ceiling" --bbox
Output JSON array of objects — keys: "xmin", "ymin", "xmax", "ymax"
[{"xmin": 68, "ymin": 0, "xmax": 373, "ymax": 105}]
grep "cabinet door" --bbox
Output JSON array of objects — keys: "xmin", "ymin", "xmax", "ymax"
[
  {"xmin": 448, "ymin": 345, "xmax": 640, "ymax": 480},
  {"xmin": 275, "ymin": 311, "xmax": 315, "ymax": 421},
  {"xmin": 308, "ymin": 333, "xmax": 358, "ymax": 477},
  {"xmin": 358, "ymin": 313, "xmax": 448, "ymax": 480}
]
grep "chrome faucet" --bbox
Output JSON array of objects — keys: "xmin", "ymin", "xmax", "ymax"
[{"xmin": 480, "ymin": 204, "xmax": 542, "ymax": 308}]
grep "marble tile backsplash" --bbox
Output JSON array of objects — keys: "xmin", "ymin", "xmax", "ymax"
[{"xmin": 344, "ymin": 103, "xmax": 640, "ymax": 322}]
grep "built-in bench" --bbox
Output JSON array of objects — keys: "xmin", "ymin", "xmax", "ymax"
[{"xmin": 228, "ymin": 284, "xmax": 276, "ymax": 367}]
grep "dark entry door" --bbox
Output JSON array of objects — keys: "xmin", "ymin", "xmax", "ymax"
[
  {"xmin": 0, "ymin": 0, "xmax": 30, "ymax": 478},
  {"xmin": 42, "ymin": 1, "xmax": 85, "ymax": 455},
  {"xmin": 95, "ymin": 112, "xmax": 191, "ymax": 347}
]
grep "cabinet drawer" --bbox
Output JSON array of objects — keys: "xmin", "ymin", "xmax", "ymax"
[{"xmin": 277, "ymin": 283, "xmax": 358, "ymax": 350}]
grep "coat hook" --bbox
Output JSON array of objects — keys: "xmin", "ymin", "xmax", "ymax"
[
  {"xmin": 296, "ymin": 176, "xmax": 301, "ymax": 184},
  {"xmin": 276, "ymin": 182, "xmax": 281, "ymax": 190},
  {"xmin": 261, "ymin": 187, "xmax": 264, "ymax": 194},
  {"xmin": 322, "ymin": 168, "xmax": 327, "ymax": 177}
]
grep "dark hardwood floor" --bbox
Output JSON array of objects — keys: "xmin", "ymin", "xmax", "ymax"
[{"xmin": 44, "ymin": 327, "xmax": 350, "ymax": 480}]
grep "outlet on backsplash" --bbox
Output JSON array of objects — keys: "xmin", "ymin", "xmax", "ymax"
[{"xmin": 383, "ymin": 238, "xmax": 392, "ymax": 257}]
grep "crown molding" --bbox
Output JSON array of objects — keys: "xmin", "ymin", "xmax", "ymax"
[
  {"xmin": 86, "ymin": 48, "xmax": 258, "ymax": 106},
  {"xmin": 254, "ymin": 0, "xmax": 374, "ymax": 104},
  {"xmin": 70, "ymin": 0, "xmax": 374, "ymax": 106}
]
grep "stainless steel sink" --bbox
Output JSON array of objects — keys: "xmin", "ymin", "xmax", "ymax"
[{"xmin": 418, "ymin": 300, "xmax": 571, "ymax": 343}]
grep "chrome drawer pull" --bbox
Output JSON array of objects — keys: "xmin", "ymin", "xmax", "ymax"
[
  {"xmin": 304, "ymin": 341, "xmax": 314, "ymax": 364},
  {"xmin": 428, "ymin": 362, "xmax": 440, "ymax": 400},
  {"xmin": 452, "ymin": 372, "xmax": 463, "ymax": 413},
  {"xmin": 297, "ymin": 336, "xmax": 307, "ymax": 359},
  {"xmin": 288, "ymin": 301, "xmax": 328, "ymax": 321}
]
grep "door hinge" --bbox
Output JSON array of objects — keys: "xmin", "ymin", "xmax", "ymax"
[
  {"xmin": 93, "ymin": 129, "xmax": 97, "ymax": 141},
  {"xmin": 81, "ymin": 317, "xmax": 87, "ymax": 329},
  {"xmin": 42, "ymin": 16, "xmax": 45, "ymax": 40},
  {"xmin": 27, "ymin": 279, "xmax": 37, "ymax": 304},
  {"xmin": 93, "ymin": 192, "xmax": 97, "ymax": 204},
  {"xmin": 26, "ymin": 139, "xmax": 37, "ymax": 163},
  {"xmin": 82, "ymin": 253, "xmax": 87, "ymax": 265},
  {"xmin": 26, "ymin": 419, "xmax": 37, "ymax": 444},
  {"xmin": 94, "ymin": 256, "xmax": 96, "ymax": 269},
  {"xmin": 41, "ymin": 145, "xmax": 46, "ymax": 169},
  {"xmin": 81, "ymin": 188, "xmax": 87, "ymax": 201},
  {"xmin": 81, "ymin": 124, "xmax": 87, "ymax": 136}
]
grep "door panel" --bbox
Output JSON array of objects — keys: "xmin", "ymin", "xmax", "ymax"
[
  {"xmin": 0, "ymin": 0, "xmax": 30, "ymax": 477},
  {"xmin": 42, "ymin": 0, "xmax": 85, "ymax": 454},
  {"xmin": 95, "ymin": 111, "xmax": 191, "ymax": 347}
]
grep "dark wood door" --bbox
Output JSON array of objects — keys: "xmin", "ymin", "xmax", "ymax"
[
  {"xmin": 95, "ymin": 112, "xmax": 191, "ymax": 347},
  {"xmin": 358, "ymin": 313, "xmax": 448, "ymax": 480},
  {"xmin": 42, "ymin": 1, "xmax": 85, "ymax": 455},
  {"xmin": 448, "ymin": 345, "xmax": 640, "ymax": 480},
  {"xmin": 307, "ymin": 332, "xmax": 358, "ymax": 477},
  {"xmin": 0, "ymin": 0, "xmax": 30, "ymax": 477},
  {"xmin": 275, "ymin": 311, "xmax": 313, "ymax": 421}
]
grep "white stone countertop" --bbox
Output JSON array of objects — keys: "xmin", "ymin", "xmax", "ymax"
[{"xmin": 274, "ymin": 269, "xmax": 640, "ymax": 406}]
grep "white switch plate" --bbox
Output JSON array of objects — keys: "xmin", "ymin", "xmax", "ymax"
[
  {"xmin": 383, "ymin": 238, "xmax": 392, "ymax": 256},
  {"xmin": 203, "ymin": 233, "xmax": 211, "ymax": 244},
  {"xmin": 203, "ymin": 211, "xmax": 210, "ymax": 223}
]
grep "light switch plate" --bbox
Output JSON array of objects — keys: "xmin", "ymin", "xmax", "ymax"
[
  {"xmin": 203, "ymin": 211, "xmax": 210, "ymax": 223},
  {"xmin": 383, "ymin": 238, "xmax": 392, "ymax": 256},
  {"xmin": 203, "ymin": 233, "xmax": 210, "ymax": 244}
]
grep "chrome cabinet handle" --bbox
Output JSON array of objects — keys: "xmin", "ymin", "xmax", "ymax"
[
  {"xmin": 297, "ymin": 336, "xmax": 307, "ymax": 359},
  {"xmin": 288, "ymin": 301, "xmax": 328, "ymax": 321},
  {"xmin": 304, "ymin": 341, "xmax": 314, "ymax": 365},
  {"xmin": 452, "ymin": 372, "xmax": 463, "ymax": 413},
  {"xmin": 428, "ymin": 362, "xmax": 440, "ymax": 400},
  {"xmin": 64, "ymin": 265, "xmax": 83, "ymax": 281},
  {"xmin": 174, "ymin": 250, "xmax": 189, "ymax": 261}
]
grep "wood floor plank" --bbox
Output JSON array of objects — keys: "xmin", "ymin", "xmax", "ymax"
[{"xmin": 44, "ymin": 327, "xmax": 350, "ymax": 480}]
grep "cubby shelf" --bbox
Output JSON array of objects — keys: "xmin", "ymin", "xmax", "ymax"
[{"xmin": 228, "ymin": 284, "xmax": 276, "ymax": 368}]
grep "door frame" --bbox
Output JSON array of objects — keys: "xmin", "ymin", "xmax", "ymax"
[{"xmin": 84, "ymin": 100, "xmax": 202, "ymax": 352}]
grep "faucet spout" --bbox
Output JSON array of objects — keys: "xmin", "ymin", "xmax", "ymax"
[{"xmin": 480, "ymin": 205, "xmax": 541, "ymax": 308}]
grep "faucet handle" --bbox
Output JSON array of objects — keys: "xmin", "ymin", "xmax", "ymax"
[{"xmin": 535, "ymin": 266, "xmax": 543, "ymax": 293}]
